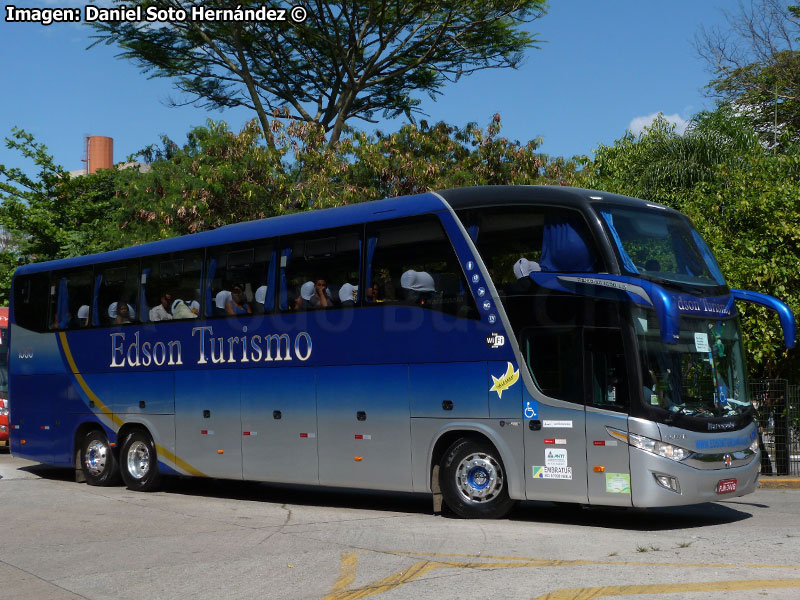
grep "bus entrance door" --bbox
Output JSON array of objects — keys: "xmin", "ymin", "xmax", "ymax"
[
  {"xmin": 583, "ymin": 328, "xmax": 632, "ymax": 506},
  {"xmin": 521, "ymin": 327, "xmax": 588, "ymax": 503}
]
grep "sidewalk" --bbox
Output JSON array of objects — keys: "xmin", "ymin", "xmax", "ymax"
[{"xmin": 758, "ymin": 476, "xmax": 800, "ymax": 489}]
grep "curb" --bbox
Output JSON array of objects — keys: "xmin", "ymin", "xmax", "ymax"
[{"xmin": 758, "ymin": 477, "xmax": 800, "ymax": 489}]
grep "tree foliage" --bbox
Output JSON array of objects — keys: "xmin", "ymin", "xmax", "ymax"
[
  {"xmin": 696, "ymin": 0, "xmax": 800, "ymax": 147},
  {"xmin": 115, "ymin": 114, "xmax": 583, "ymax": 241},
  {"xmin": 91, "ymin": 0, "xmax": 547, "ymax": 146}
]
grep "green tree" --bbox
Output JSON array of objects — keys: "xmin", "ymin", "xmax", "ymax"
[
  {"xmin": 0, "ymin": 128, "xmax": 122, "ymax": 302},
  {"xmin": 115, "ymin": 114, "xmax": 583, "ymax": 241},
  {"xmin": 90, "ymin": 0, "xmax": 547, "ymax": 146},
  {"xmin": 696, "ymin": 1, "xmax": 800, "ymax": 147}
]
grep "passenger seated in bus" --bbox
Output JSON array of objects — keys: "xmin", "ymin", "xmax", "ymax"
[
  {"xmin": 109, "ymin": 301, "xmax": 134, "ymax": 324},
  {"xmin": 225, "ymin": 284, "xmax": 252, "ymax": 315},
  {"xmin": 77, "ymin": 305, "xmax": 90, "ymax": 327},
  {"xmin": 291, "ymin": 282, "xmax": 313, "ymax": 311},
  {"xmin": 309, "ymin": 278, "xmax": 333, "ymax": 308},
  {"xmin": 253, "ymin": 285, "xmax": 268, "ymax": 313},
  {"xmin": 366, "ymin": 282, "xmax": 382, "ymax": 303},
  {"xmin": 338, "ymin": 283, "xmax": 358, "ymax": 307},
  {"xmin": 509, "ymin": 257, "xmax": 540, "ymax": 294},
  {"xmin": 171, "ymin": 298, "xmax": 198, "ymax": 319},
  {"xmin": 149, "ymin": 291, "xmax": 174, "ymax": 321},
  {"xmin": 400, "ymin": 270, "xmax": 436, "ymax": 305},
  {"xmin": 215, "ymin": 290, "xmax": 232, "ymax": 316}
]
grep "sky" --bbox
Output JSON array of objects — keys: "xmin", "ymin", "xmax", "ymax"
[{"xmin": 1, "ymin": 1, "xmax": 732, "ymax": 176}]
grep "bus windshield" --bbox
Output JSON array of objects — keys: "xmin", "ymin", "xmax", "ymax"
[
  {"xmin": 634, "ymin": 307, "xmax": 749, "ymax": 419},
  {"xmin": 595, "ymin": 204, "xmax": 726, "ymax": 289}
]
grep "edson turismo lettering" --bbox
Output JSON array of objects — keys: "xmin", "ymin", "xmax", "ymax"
[{"xmin": 109, "ymin": 326, "xmax": 312, "ymax": 368}]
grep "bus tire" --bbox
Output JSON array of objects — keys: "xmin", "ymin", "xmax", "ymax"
[
  {"xmin": 80, "ymin": 430, "xmax": 120, "ymax": 486},
  {"xmin": 120, "ymin": 431, "xmax": 161, "ymax": 492},
  {"xmin": 439, "ymin": 438, "xmax": 515, "ymax": 519}
]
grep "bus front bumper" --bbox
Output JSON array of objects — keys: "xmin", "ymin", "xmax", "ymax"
[{"xmin": 630, "ymin": 447, "xmax": 759, "ymax": 507}]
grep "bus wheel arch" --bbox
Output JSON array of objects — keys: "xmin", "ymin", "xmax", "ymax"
[
  {"xmin": 77, "ymin": 425, "xmax": 120, "ymax": 487},
  {"xmin": 431, "ymin": 431, "xmax": 516, "ymax": 519},
  {"xmin": 118, "ymin": 425, "xmax": 162, "ymax": 492}
]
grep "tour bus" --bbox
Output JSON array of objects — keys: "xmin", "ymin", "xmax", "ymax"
[{"xmin": 8, "ymin": 186, "xmax": 796, "ymax": 518}]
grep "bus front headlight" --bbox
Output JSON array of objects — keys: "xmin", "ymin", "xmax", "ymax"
[{"xmin": 628, "ymin": 433, "xmax": 692, "ymax": 462}]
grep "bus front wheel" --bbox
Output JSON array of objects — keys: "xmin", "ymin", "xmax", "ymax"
[
  {"xmin": 120, "ymin": 431, "xmax": 162, "ymax": 492},
  {"xmin": 80, "ymin": 430, "xmax": 120, "ymax": 486},
  {"xmin": 439, "ymin": 438, "xmax": 515, "ymax": 519}
]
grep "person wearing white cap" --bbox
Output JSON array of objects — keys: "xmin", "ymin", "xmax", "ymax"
[
  {"xmin": 513, "ymin": 257, "xmax": 540, "ymax": 280},
  {"xmin": 77, "ymin": 305, "xmax": 90, "ymax": 327},
  {"xmin": 171, "ymin": 298, "xmax": 197, "ymax": 319},
  {"xmin": 510, "ymin": 257, "xmax": 541, "ymax": 294},
  {"xmin": 400, "ymin": 270, "xmax": 436, "ymax": 304},
  {"xmin": 338, "ymin": 283, "xmax": 358, "ymax": 307},
  {"xmin": 254, "ymin": 285, "xmax": 268, "ymax": 312}
]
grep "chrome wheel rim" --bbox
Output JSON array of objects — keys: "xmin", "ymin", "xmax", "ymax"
[
  {"xmin": 127, "ymin": 441, "xmax": 150, "ymax": 480},
  {"xmin": 455, "ymin": 452, "xmax": 504, "ymax": 503},
  {"xmin": 84, "ymin": 439, "xmax": 108, "ymax": 476}
]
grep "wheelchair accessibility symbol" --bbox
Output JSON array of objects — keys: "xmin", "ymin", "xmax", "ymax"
[{"xmin": 524, "ymin": 400, "xmax": 538, "ymax": 420}]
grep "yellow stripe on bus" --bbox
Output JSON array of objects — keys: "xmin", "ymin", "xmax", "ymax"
[{"xmin": 58, "ymin": 332, "xmax": 206, "ymax": 477}]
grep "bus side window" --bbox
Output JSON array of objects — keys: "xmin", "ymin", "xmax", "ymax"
[
  {"xmin": 141, "ymin": 251, "xmax": 204, "ymax": 322},
  {"xmin": 206, "ymin": 242, "xmax": 274, "ymax": 317},
  {"xmin": 366, "ymin": 216, "xmax": 478, "ymax": 319},
  {"xmin": 97, "ymin": 261, "xmax": 141, "ymax": 326},
  {"xmin": 280, "ymin": 228, "xmax": 360, "ymax": 312},
  {"xmin": 53, "ymin": 269, "xmax": 94, "ymax": 330},
  {"xmin": 12, "ymin": 272, "xmax": 50, "ymax": 332}
]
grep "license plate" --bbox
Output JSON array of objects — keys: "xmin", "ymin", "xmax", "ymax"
[{"xmin": 716, "ymin": 479, "xmax": 737, "ymax": 494}]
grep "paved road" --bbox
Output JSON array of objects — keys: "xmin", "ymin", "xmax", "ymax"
[{"xmin": 1, "ymin": 451, "xmax": 799, "ymax": 600}]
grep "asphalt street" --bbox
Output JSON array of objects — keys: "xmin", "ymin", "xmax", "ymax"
[{"xmin": 1, "ymin": 451, "xmax": 799, "ymax": 600}]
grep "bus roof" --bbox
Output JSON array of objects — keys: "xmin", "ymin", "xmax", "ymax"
[
  {"xmin": 15, "ymin": 191, "xmax": 446, "ymax": 275},
  {"xmin": 437, "ymin": 185, "xmax": 679, "ymax": 214},
  {"xmin": 14, "ymin": 185, "xmax": 676, "ymax": 276}
]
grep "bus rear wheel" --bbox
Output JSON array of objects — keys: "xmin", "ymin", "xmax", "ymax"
[
  {"xmin": 80, "ymin": 430, "xmax": 120, "ymax": 486},
  {"xmin": 120, "ymin": 431, "xmax": 162, "ymax": 492},
  {"xmin": 439, "ymin": 438, "xmax": 515, "ymax": 519}
]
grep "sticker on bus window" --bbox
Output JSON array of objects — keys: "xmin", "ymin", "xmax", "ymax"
[
  {"xmin": 694, "ymin": 332, "xmax": 711, "ymax": 353},
  {"xmin": 605, "ymin": 473, "xmax": 631, "ymax": 494},
  {"xmin": 532, "ymin": 465, "xmax": 572, "ymax": 480}
]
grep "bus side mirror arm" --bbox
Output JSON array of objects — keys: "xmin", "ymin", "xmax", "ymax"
[{"xmin": 731, "ymin": 289, "xmax": 796, "ymax": 349}]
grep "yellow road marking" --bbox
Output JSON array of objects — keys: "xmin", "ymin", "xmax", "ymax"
[
  {"xmin": 531, "ymin": 578, "xmax": 800, "ymax": 600},
  {"xmin": 326, "ymin": 550, "xmax": 800, "ymax": 599},
  {"xmin": 324, "ymin": 560, "xmax": 441, "ymax": 600},
  {"xmin": 325, "ymin": 551, "xmax": 359, "ymax": 596}
]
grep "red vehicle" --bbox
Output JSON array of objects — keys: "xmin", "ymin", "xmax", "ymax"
[{"xmin": 0, "ymin": 307, "xmax": 8, "ymax": 451}]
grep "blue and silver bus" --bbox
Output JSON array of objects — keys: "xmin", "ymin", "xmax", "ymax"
[{"xmin": 8, "ymin": 186, "xmax": 796, "ymax": 518}]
